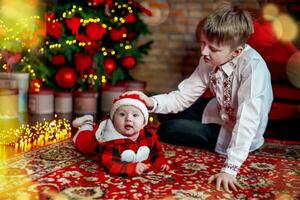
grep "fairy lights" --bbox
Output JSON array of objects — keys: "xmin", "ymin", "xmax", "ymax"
[
  {"xmin": 120, "ymin": 17, "xmax": 126, "ymax": 24},
  {"xmin": 149, "ymin": 116, "xmax": 154, "ymax": 123},
  {"xmin": 82, "ymin": 18, "xmax": 101, "ymax": 26},
  {"xmin": 101, "ymin": 75, "xmax": 107, "ymax": 84},
  {"xmin": 101, "ymin": 47, "xmax": 118, "ymax": 57},
  {"xmin": 61, "ymin": 5, "xmax": 82, "ymax": 19},
  {"xmin": 2, "ymin": 64, "xmax": 7, "ymax": 71},
  {"xmin": 0, "ymin": 117, "xmax": 72, "ymax": 152},
  {"xmin": 78, "ymin": 42, "xmax": 86, "ymax": 47},
  {"xmin": 125, "ymin": 44, "xmax": 132, "ymax": 50}
]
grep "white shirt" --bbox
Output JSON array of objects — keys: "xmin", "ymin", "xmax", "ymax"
[{"xmin": 151, "ymin": 44, "xmax": 273, "ymax": 176}]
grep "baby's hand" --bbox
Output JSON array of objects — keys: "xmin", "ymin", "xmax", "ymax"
[
  {"xmin": 161, "ymin": 164, "xmax": 170, "ymax": 171},
  {"xmin": 136, "ymin": 163, "xmax": 150, "ymax": 175}
]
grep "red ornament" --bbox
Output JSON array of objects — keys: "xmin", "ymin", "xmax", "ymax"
[
  {"xmin": 121, "ymin": 56, "xmax": 136, "ymax": 69},
  {"xmin": 74, "ymin": 53, "xmax": 93, "ymax": 76},
  {"xmin": 76, "ymin": 34, "xmax": 100, "ymax": 54},
  {"xmin": 51, "ymin": 55, "xmax": 65, "ymax": 66},
  {"xmin": 110, "ymin": 27, "xmax": 127, "ymax": 42},
  {"xmin": 66, "ymin": 16, "xmax": 81, "ymax": 37},
  {"xmin": 124, "ymin": 13, "xmax": 137, "ymax": 23},
  {"xmin": 2, "ymin": 51, "xmax": 21, "ymax": 72},
  {"xmin": 45, "ymin": 12, "xmax": 55, "ymax": 21},
  {"xmin": 77, "ymin": 34, "xmax": 89, "ymax": 42},
  {"xmin": 86, "ymin": 23, "xmax": 107, "ymax": 41},
  {"xmin": 89, "ymin": 68, "xmax": 97, "ymax": 75},
  {"xmin": 31, "ymin": 79, "xmax": 43, "ymax": 92},
  {"xmin": 55, "ymin": 67, "xmax": 77, "ymax": 88},
  {"xmin": 103, "ymin": 57, "xmax": 117, "ymax": 75},
  {"xmin": 85, "ymin": 41, "xmax": 101, "ymax": 55},
  {"xmin": 46, "ymin": 20, "xmax": 63, "ymax": 39}
]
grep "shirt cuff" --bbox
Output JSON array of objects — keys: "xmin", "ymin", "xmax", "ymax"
[
  {"xmin": 221, "ymin": 163, "xmax": 240, "ymax": 177},
  {"xmin": 148, "ymin": 97, "xmax": 158, "ymax": 113}
]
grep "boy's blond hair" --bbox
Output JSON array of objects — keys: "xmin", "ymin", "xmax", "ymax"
[{"xmin": 199, "ymin": 2, "xmax": 254, "ymax": 49}]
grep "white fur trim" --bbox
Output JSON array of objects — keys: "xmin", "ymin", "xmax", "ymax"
[
  {"xmin": 95, "ymin": 119, "xmax": 127, "ymax": 142},
  {"xmin": 110, "ymin": 98, "xmax": 149, "ymax": 124}
]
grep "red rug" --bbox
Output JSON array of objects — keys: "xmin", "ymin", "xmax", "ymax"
[{"xmin": 1, "ymin": 139, "xmax": 300, "ymax": 199}]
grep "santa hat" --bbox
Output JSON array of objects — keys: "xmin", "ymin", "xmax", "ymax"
[{"xmin": 110, "ymin": 94, "xmax": 149, "ymax": 124}]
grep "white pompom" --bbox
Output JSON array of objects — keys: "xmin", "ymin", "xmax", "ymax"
[
  {"xmin": 121, "ymin": 150, "xmax": 136, "ymax": 163},
  {"xmin": 136, "ymin": 146, "xmax": 150, "ymax": 162}
]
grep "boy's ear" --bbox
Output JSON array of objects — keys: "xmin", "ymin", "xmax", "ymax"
[{"xmin": 232, "ymin": 45, "xmax": 244, "ymax": 57}]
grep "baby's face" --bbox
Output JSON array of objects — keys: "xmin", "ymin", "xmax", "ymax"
[{"xmin": 113, "ymin": 105, "xmax": 145, "ymax": 138}]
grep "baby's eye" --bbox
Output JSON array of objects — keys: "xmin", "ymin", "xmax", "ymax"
[
  {"xmin": 133, "ymin": 113, "xmax": 139, "ymax": 117},
  {"xmin": 119, "ymin": 112, "xmax": 125, "ymax": 116}
]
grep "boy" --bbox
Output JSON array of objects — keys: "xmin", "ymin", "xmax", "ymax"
[
  {"xmin": 124, "ymin": 3, "xmax": 273, "ymax": 193},
  {"xmin": 72, "ymin": 94, "xmax": 169, "ymax": 177}
]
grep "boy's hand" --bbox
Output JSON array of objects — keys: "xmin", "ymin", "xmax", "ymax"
[
  {"xmin": 208, "ymin": 172, "xmax": 243, "ymax": 193},
  {"xmin": 136, "ymin": 163, "xmax": 150, "ymax": 175},
  {"xmin": 122, "ymin": 91, "xmax": 154, "ymax": 109}
]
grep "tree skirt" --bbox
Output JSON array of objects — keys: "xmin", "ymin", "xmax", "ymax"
[{"xmin": 0, "ymin": 139, "xmax": 299, "ymax": 200}]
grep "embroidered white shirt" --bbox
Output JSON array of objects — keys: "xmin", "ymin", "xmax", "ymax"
[{"xmin": 151, "ymin": 44, "xmax": 273, "ymax": 176}]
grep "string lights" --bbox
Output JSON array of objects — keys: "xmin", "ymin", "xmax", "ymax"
[{"xmin": 0, "ymin": 116, "xmax": 72, "ymax": 152}]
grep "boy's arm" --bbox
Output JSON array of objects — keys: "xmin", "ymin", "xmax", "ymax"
[
  {"xmin": 151, "ymin": 57, "xmax": 210, "ymax": 114},
  {"xmin": 222, "ymin": 60, "xmax": 273, "ymax": 176}
]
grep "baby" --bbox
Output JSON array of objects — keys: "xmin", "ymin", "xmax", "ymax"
[{"xmin": 72, "ymin": 94, "xmax": 169, "ymax": 176}]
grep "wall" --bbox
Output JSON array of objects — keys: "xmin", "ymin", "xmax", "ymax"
[{"xmin": 130, "ymin": 0, "xmax": 299, "ymax": 94}]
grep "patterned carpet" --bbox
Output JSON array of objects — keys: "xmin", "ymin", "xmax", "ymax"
[{"xmin": 0, "ymin": 139, "xmax": 299, "ymax": 200}]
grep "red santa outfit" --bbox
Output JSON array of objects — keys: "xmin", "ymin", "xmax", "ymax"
[{"xmin": 72, "ymin": 94, "xmax": 167, "ymax": 177}]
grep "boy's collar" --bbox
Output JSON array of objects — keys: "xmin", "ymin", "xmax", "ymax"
[
  {"xmin": 220, "ymin": 60, "xmax": 236, "ymax": 76},
  {"xmin": 219, "ymin": 51, "xmax": 240, "ymax": 76}
]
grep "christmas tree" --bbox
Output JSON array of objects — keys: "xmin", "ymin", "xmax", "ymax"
[
  {"xmin": 33, "ymin": 0, "xmax": 152, "ymax": 92},
  {"xmin": 0, "ymin": 0, "xmax": 44, "ymax": 74}
]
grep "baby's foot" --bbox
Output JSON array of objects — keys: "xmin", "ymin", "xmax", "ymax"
[{"xmin": 72, "ymin": 115, "xmax": 94, "ymax": 128}]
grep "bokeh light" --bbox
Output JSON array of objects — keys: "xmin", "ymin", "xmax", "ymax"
[
  {"xmin": 286, "ymin": 51, "xmax": 300, "ymax": 88},
  {"xmin": 272, "ymin": 14, "xmax": 298, "ymax": 42},
  {"xmin": 0, "ymin": 0, "xmax": 38, "ymax": 25},
  {"xmin": 262, "ymin": 3, "xmax": 279, "ymax": 21},
  {"xmin": 140, "ymin": 0, "xmax": 170, "ymax": 26},
  {"xmin": 0, "ymin": 0, "xmax": 44, "ymax": 51}
]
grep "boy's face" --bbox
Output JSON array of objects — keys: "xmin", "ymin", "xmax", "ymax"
[
  {"xmin": 199, "ymin": 32, "xmax": 241, "ymax": 68},
  {"xmin": 113, "ymin": 105, "xmax": 145, "ymax": 138}
]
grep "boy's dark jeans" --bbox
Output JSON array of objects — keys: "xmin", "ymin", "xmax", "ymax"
[{"xmin": 157, "ymin": 97, "xmax": 221, "ymax": 150}]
